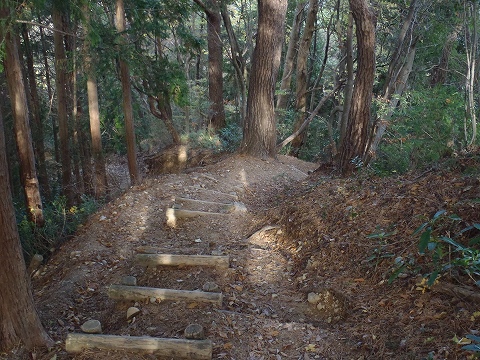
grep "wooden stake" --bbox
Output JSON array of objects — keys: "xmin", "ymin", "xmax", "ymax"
[
  {"xmin": 108, "ymin": 285, "xmax": 223, "ymax": 305},
  {"xmin": 135, "ymin": 253, "xmax": 230, "ymax": 269},
  {"xmin": 65, "ymin": 333, "xmax": 212, "ymax": 359}
]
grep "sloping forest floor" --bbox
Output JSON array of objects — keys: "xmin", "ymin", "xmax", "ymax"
[{"xmin": 3, "ymin": 150, "xmax": 480, "ymax": 360}]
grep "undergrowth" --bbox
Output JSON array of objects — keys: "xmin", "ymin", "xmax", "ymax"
[{"xmin": 16, "ymin": 194, "xmax": 100, "ymax": 261}]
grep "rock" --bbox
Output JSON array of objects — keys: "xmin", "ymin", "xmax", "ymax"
[
  {"xmin": 127, "ymin": 307, "xmax": 141, "ymax": 320},
  {"xmin": 80, "ymin": 320, "xmax": 102, "ymax": 334},
  {"xmin": 202, "ymin": 282, "xmax": 220, "ymax": 292},
  {"xmin": 121, "ymin": 276, "xmax": 137, "ymax": 286},
  {"xmin": 28, "ymin": 254, "xmax": 43, "ymax": 276},
  {"xmin": 184, "ymin": 324, "xmax": 205, "ymax": 340},
  {"xmin": 307, "ymin": 292, "xmax": 321, "ymax": 304},
  {"xmin": 310, "ymin": 288, "xmax": 349, "ymax": 324}
]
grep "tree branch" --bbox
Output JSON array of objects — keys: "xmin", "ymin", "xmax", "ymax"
[{"xmin": 276, "ymin": 83, "xmax": 343, "ymax": 151}]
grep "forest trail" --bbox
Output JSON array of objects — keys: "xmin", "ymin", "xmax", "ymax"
[
  {"xmin": 9, "ymin": 152, "xmax": 480, "ymax": 360},
  {"xmin": 28, "ymin": 155, "xmax": 354, "ymax": 360}
]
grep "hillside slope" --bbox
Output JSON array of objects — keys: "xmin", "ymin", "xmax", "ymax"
[{"xmin": 2, "ymin": 153, "xmax": 479, "ymax": 360}]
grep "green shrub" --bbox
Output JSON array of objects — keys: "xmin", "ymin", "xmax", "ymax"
[
  {"xmin": 415, "ymin": 210, "xmax": 480, "ymax": 287},
  {"xmin": 17, "ymin": 195, "xmax": 100, "ymax": 261}
]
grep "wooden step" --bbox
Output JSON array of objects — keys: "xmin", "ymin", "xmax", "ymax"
[
  {"xmin": 135, "ymin": 253, "xmax": 230, "ymax": 268},
  {"xmin": 66, "ymin": 333, "xmax": 212, "ymax": 359},
  {"xmin": 108, "ymin": 285, "xmax": 222, "ymax": 305},
  {"xmin": 166, "ymin": 208, "xmax": 225, "ymax": 226}
]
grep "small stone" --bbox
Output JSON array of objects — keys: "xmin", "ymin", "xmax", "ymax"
[
  {"xmin": 80, "ymin": 319, "xmax": 102, "ymax": 334},
  {"xmin": 307, "ymin": 292, "xmax": 321, "ymax": 304},
  {"xmin": 121, "ymin": 276, "xmax": 137, "ymax": 286},
  {"xmin": 127, "ymin": 307, "xmax": 141, "ymax": 320},
  {"xmin": 202, "ymin": 282, "xmax": 220, "ymax": 292},
  {"xmin": 184, "ymin": 324, "xmax": 205, "ymax": 340}
]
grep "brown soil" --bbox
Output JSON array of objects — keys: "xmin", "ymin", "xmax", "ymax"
[{"xmin": 2, "ymin": 153, "xmax": 480, "ymax": 360}]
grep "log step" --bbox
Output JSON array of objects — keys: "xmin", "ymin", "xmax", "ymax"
[
  {"xmin": 135, "ymin": 253, "xmax": 230, "ymax": 268},
  {"xmin": 166, "ymin": 208, "xmax": 226, "ymax": 226},
  {"xmin": 66, "ymin": 333, "xmax": 212, "ymax": 359},
  {"xmin": 108, "ymin": 285, "xmax": 223, "ymax": 305}
]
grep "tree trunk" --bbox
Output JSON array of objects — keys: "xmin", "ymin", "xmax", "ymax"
[
  {"xmin": 82, "ymin": 6, "xmax": 108, "ymax": 198},
  {"xmin": 383, "ymin": 0, "xmax": 417, "ymax": 98},
  {"xmin": 39, "ymin": 18, "xmax": 59, "ymax": 165},
  {"xmin": 148, "ymin": 96, "xmax": 181, "ymax": 145},
  {"xmin": 53, "ymin": 8, "xmax": 75, "ymax": 206},
  {"xmin": 276, "ymin": 1, "xmax": 306, "ymax": 111},
  {"xmin": 221, "ymin": 4, "xmax": 247, "ymax": 123},
  {"xmin": 85, "ymin": 59, "xmax": 108, "ymax": 198},
  {"xmin": 365, "ymin": 43, "xmax": 416, "ymax": 164},
  {"xmin": 206, "ymin": 1, "xmax": 225, "ymax": 131},
  {"xmin": 239, "ymin": 0, "xmax": 288, "ymax": 158},
  {"xmin": 364, "ymin": 1, "xmax": 419, "ymax": 164},
  {"xmin": 339, "ymin": 12, "xmax": 354, "ymax": 151},
  {"xmin": 289, "ymin": 0, "xmax": 319, "ymax": 157},
  {"xmin": 194, "ymin": 0, "xmax": 226, "ymax": 131},
  {"xmin": 115, "ymin": 0, "xmax": 141, "ymax": 185},
  {"xmin": 21, "ymin": 24, "xmax": 51, "ymax": 201},
  {"xmin": 338, "ymin": 0, "xmax": 376, "ymax": 175},
  {"xmin": 2, "ymin": 26, "xmax": 44, "ymax": 226},
  {"xmin": 0, "ymin": 91, "xmax": 53, "ymax": 352},
  {"xmin": 430, "ymin": 25, "xmax": 462, "ymax": 87},
  {"xmin": 464, "ymin": 0, "xmax": 477, "ymax": 146}
]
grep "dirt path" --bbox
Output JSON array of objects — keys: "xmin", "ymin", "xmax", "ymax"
[{"xmin": 27, "ymin": 155, "xmax": 353, "ymax": 360}]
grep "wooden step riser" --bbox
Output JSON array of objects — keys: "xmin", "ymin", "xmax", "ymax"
[
  {"xmin": 66, "ymin": 333, "xmax": 212, "ymax": 359},
  {"xmin": 108, "ymin": 285, "xmax": 222, "ymax": 305}
]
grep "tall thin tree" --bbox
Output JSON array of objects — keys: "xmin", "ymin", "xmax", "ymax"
[
  {"xmin": 194, "ymin": 0, "xmax": 226, "ymax": 131},
  {"xmin": 2, "ymin": 12, "xmax": 44, "ymax": 226},
  {"xmin": 21, "ymin": 24, "xmax": 51, "ymax": 200},
  {"xmin": 115, "ymin": 0, "xmax": 140, "ymax": 185},
  {"xmin": 289, "ymin": 0, "xmax": 320, "ymax": 157},
  {"xmin": 84, "ymin": 5, "xmax": 108, "ymax": 198},
  {"xmin": 52, "ymin": 5, "xmax": 75, "ymax": 205}
]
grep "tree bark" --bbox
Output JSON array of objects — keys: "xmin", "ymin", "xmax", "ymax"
[
  {"xmin": 430, "ymin": 25, "xmax": 462, "ymax": 87},
  {"xmin": 2, "ymin": 25, "xmax": 44, "ymax": 226},
  {"xmin": 0, "ymin": 89, "xmax": 52, "ymax": 352},
  {"xmin": 364, "ymin": 1, "xmax": 419, "ymax": 164},
  {"xmin": 365, "ymin": 43, "xmax": 416, "ymax": 164},
  {"xmin": 194, "ymin": 0, "xmax": 226, "ymax": 131},
  {"xmin": 39, "ymin": 17, "xmax": 59, "ymax": 165},
  {"xmin": 383, "ymin": 0, "xmax": 417, "ymax": 98},
  {"xmin": 239, "ymin": 0, "xmax": 288, "ymax": 158},
  {"xmin": 289, "ymin": 0, "xmax": 320, "ymax": 157},
  {"xmin": 338, "ymin": 0, "xmax": 376, "ymax": 175},
  {"xmin": 276, "ymin": 1, "xmax": 306, "ymax": 111},
  {"xmin": 115, "ymin": 0, "xmax": 141, "ymax": 185},
  {"xmin": 277, "ymin": 83, "xmax": 342, "ymax": 151},
  {"xmin": 84, "ymin": 6, "xmax": 108, "ymax": 199},
  {"xmin": 21, "ymin": 24, "xmax": 51, "ymax": 201},
  {"xmin": 221, "ymin": 4, "xmax": 247, "ymax": 123},
  {"xmin": 147, "ymin": 96, "xmax": 181, "ymax": 145},
  {"xmin": 339, "ymin": 12, "xmax": 354, "ymax": 151},
  {"xmin": 464, "ymin": 0, "xmax": 477, "ymax": 146},
  {"xmin": 53, "ymin": 8, "xmax": 75, "ymax": 206}
]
